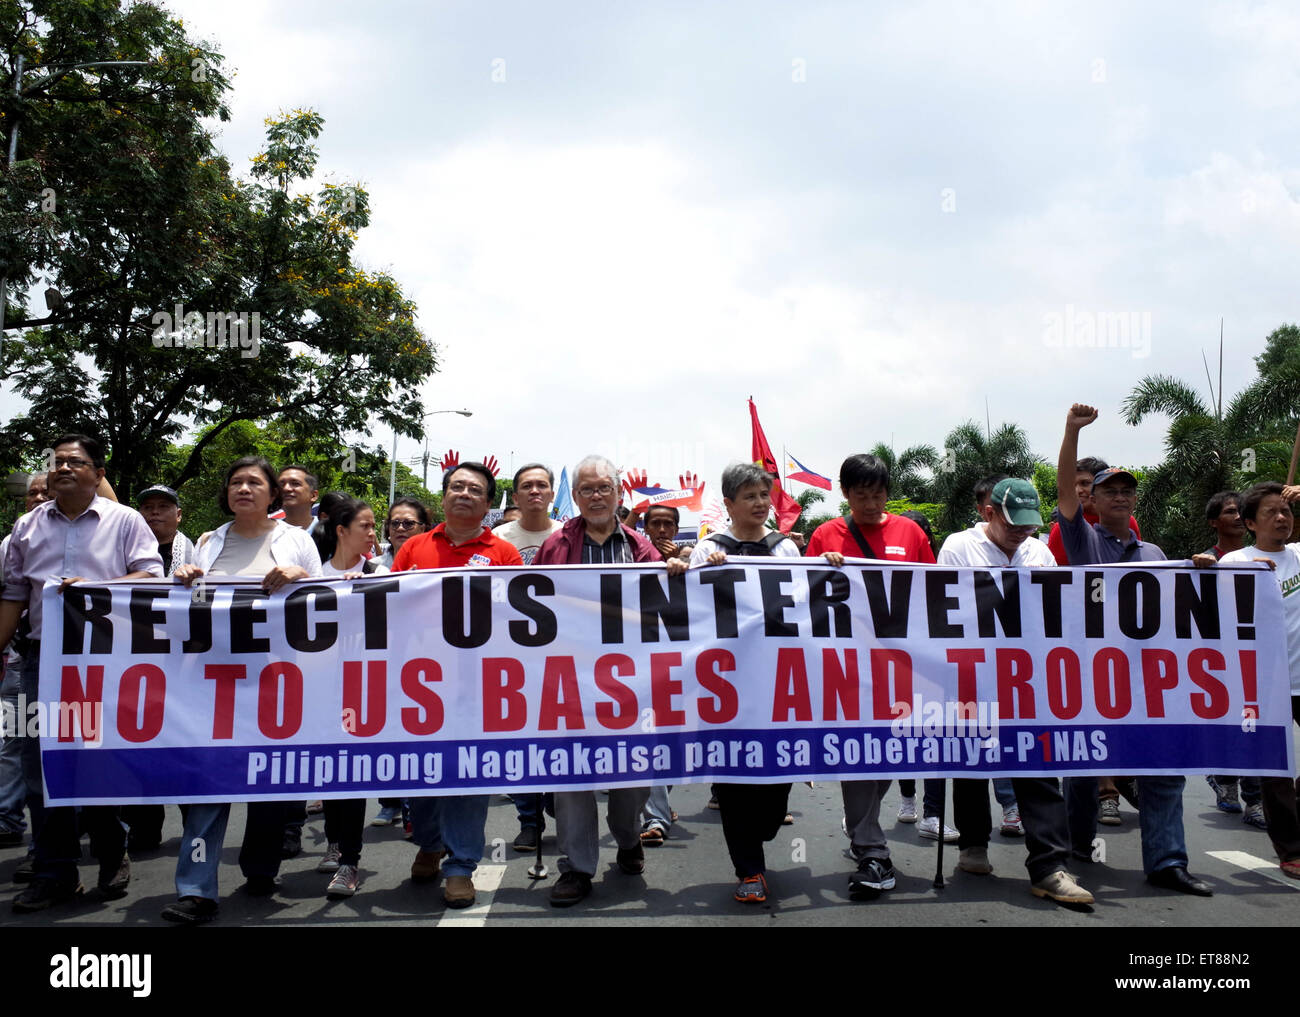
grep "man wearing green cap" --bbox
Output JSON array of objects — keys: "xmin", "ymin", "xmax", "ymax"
[{"xmin": 936, "ymin": 478, "xmax": 1093, "ymax": 904}]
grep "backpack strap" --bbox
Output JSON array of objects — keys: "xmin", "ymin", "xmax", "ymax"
[{"xmin": 845, "ymin": 518, "xmax": 878, "ymax": 559}]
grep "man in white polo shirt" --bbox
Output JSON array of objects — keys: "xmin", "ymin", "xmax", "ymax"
[{"xmin": 936, "ymin": 478, "xmax": 1092, "ymax": 905}]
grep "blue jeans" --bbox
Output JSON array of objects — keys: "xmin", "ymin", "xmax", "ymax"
[
  {"xmin": 1066, "ymin": 774, "xmax": 1187, "ymax": 873},
  {"xmin": 175, "ymin": 803, "xmax": 231, "ymax": 900},
  {"xmin": 993, "ymin": 778, "xmax": 1017, "ymax": 809},
  {"xmin": 0, "ymin": 657, "xmax": 27, "ymax": 835},
  {"xmin": 410, "ymin": 794, "xmax": 489, "ymax": 877},
  {"xmin": 642, "ymin": 785, "xmax": 672, "ymax": 831}
]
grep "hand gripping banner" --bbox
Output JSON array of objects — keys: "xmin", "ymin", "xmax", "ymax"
[{"xmin": 33, "ymin": 559, "xmax": 1292, "ymax": 805}]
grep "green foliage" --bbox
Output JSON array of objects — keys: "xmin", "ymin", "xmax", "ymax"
[
  {"xmin": 931, "ymin": 421, "xmax": 1041, "ymax": 535},
  {"xmin": 0, "ymin": 2, "xmax": 436, "ymax": 497},
  {"xmin": 886, "ymin": 498, "xmax": 948, "ymax": 547},
  {"xmin": 868, "ymin": 442, "xmax": 938, "ymax": 503},
  {"xmin": 1032, "ymin": 462, "xmax": 1058, "ymax": 519}
]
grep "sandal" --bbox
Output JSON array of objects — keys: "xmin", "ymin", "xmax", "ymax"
[{"xmin": 640, "ymin": 827, "xmax": 666, "ymax": 846}]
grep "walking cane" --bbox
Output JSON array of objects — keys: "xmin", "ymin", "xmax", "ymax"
[
  {"xmin": 527, "ymin": 793, "xmax": 548, "ymax": 880},
  {"xmin": 932, "ymin": 779, "xmax": 946, "ymax": 890}
]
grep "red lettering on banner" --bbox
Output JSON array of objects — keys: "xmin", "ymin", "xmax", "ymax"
[
  {"xmin": 116, "ymin": 664, "xmax": 165, "ymax": 742},
  {"xmin": 946, "ymin": 648, "xmax": 984, "ymax": 709},
  {"xmin": 996, "ymin": 648, "xmax": 1035, "ymax": 719},
  {"xmin": 403, "ymin": 658, "xmax": 445, "ymax": 734},
  {"xmin": 58, "ymin": 665, "xmax": 103, "ymax": 743},
  {"xmin": 342, "ymin": 660, "xmax": 387, "ymax": 737},
  {"xmin": 696, "ymin": 649, "xmax": 738, "ymax": 724},
  {"xmin": 1045, "ymin": 648, "xmax": 1082, "ymax": 719},
  {"xmin": 1187, "ymin": 648, "xmax": 1230, "ymax": 719},
  {"xmin": 1092, "ymin": 648, "xmax": 1131, "ymax": 720},
  {"xmin": 257, "ymin": 663, "xmax": 303, "ymax": 739},
  {"xmin": 772, "ymin": 648, "xmax": 812, "ymax": 722},
  {"xmin": 1140, "ymin": 649, "xmax": 1178, "ymax": 718},
  {"xmin": 594, "ymin": 654, "xmax": 638, "ymax": 729},
  {"xmin": 539, "ymin": 656, "xmax": 584, "ymax": 730},
  {"xmin": 870, "ymin": 649, "xmax": 912, "ymax": 720},
  {"xmin": 205, "ymin": 664, "xmax": 246, "ymax": 739},
  {"xmin": 650, "ymin": 652, "xmax": 686, "ymax": 727},
  {"xmin": 822, "ymin": 648, "xmax": 860, "ymax": 721}
]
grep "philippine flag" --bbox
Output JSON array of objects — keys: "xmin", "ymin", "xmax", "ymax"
[{"xmin": 786, "ymin": 454, "xmax": 832, "ymax": 490}]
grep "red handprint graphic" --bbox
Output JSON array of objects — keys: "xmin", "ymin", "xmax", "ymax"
[
  {"xmin": 438, "ymin": 449, "xmax": 460, "ymax": 471},
  {"xmin": 483, "ymin": 455, "xmax": 500, "ymax": 477}
]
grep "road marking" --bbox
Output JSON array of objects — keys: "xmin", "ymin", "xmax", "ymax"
[
  {"xmin": 437, "ymin": 863, "xmax": 506, "ymax": 927},
  {"xmin": 1207, "ymin": 850, "xmax": 1300, "ymax": 890}
]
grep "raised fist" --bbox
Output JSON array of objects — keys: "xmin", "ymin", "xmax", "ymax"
[
  {"xmin": 1066, "ymin": 404, "xmax": 1099, "ymax": 430},
  {"xmin": 484, "ymin": 454, "xmax": 500, "ymax": 477},
  {"xmin": 438, "ymin": 448, "xmax": 460, "ymax": 470}
]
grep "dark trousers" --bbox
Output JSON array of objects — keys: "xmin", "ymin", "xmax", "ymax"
[
  {"xmin": 897, "ymin": 778, "xmax": 944, "ymax": 818},
  {"xmin": 1261, "ymin": 697, "xmax": 1300, "ymax": 863},
  {"xmin": 323, "ymin": 798, "xmax": 367, "ymax": 866},
  {"xmin": 239, "ymin": 801, "xmax": 301, "ymax": 878},
  {"xmin": 954, "ymin": 776, "xmax": 1070, "ymax": 883},
  {"xmin": 714, "ymin": 782, "xmax": 792, "ymax": 878}
]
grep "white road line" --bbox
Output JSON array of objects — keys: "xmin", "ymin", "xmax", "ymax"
[
  {"xmin": 1207, "ymin": 850, "xmax": 1300, "ymax": 890},
  {"xmin": 436, "ymin": 863, "xmax": 507, "ymax": 927}
]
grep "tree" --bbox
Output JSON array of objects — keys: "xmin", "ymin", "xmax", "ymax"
[
  {"xmin": 931, "ymin": 421, "xmax": 1040, "ymax": 534},
  {"xmin": 791, "ymin": 487, "xmax": 829, "ymax": 537},
  {"xmin": 0, "ymin": 2, "xmax": 436, "ymax": 496},
  {"xmin": 868, "ymin": 441, "xmax": 938, "ymax": 503}
]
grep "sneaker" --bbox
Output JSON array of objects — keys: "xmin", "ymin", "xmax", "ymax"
[
  {"xmin": 848, "ymin": 857, "xmax": 896, "ymax": 900},
  {"xmin": 95, "ymin": 854, "xmax": 130, "ymax": 900},
  {"xmin": 326, "ymin": 864, "xmax": 359, "ymax": 898},
  {"xmin": 410, "ymin": 849, "xmax": 445, "ymax": 882},
  {"xmin": 782, "ymin": 813, "xmax": 794, "ymax": 825},
  {"xmin": 12, "ymin": 879, "xmax": 83, "ymax": 913},
  {"xmin": 370, "ymin": 806, "xmax": 401, "ymax": 827},
  {"xmin": 1098, "ymin": 798, "xmax": 1122, "ymax": 826},
  {"xmin": 917, "ymin": 815, "xmax": 959, "ymax": 843},
  {"xmin": 161, "ymin": 895, "xmax": 218, "ymax": 924},
  {"xmin": 443, "ymin": 875, "xmax": 476, "ymax": 909},
  {"xmin": 1000, "ymin": 805, "xmax": 1024, "ymax": 837},
  {"xmin": 734, "ymin": 873, "xmax": 768, "ymax": 903},
  {"xmin": 897, "ymin": 796, "xmax": 918, "ymax": 824},
  {"xmin": 1244, "ymin": 802, "xmax": 1267, "ymax": 829},
  {"xmin": 616, "ymin": 844, "xmax": 645, "ymax": 875},
  {"xmin": 1031, "ymin": 870, "xmax": 1094, "ymax": 904},
  {"xmin": 958, "ymin": 846, "xmax": 992, "ymax": 875},
  {"xmin": 317, "ymin": 843, "xmax": 342, "ymax": 873},
  {"xmin": 513, "ymin": 825, "xmax": 539, "ymax": 852},
  {"xmin": 1205, "ymin": 775, "xmax": 1242, "ymax": 813},
  {"xmin": 550, "ymin": 870, "xmax": 592, "ymax": 907}
]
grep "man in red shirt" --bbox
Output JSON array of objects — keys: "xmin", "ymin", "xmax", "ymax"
[
  {"xmin": 806, "ymin": 453, "xmax": 932, "ymax": 901},
  {"xmin": 391, "ymin": 461, "xmax": 521, "ymax": 909}
]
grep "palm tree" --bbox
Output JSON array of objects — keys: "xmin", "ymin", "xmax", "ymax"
[
  {"xmin": 792, "ymin": 487, "xmax": 831, "ymax": 537},
  {"xmin": 868, "ymin": 442, "xmax": 939, "ymax": 503},
  {"xmin": 931, "ymin": 421, "xmax": 1040, "ymax": 534}
]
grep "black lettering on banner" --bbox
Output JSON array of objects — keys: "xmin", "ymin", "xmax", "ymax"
[
  {"xmin": 699, "ymin": 569, "xmax": 744, "ymax": 638},
  {"xmin": 182, "ymin": 595, "xmax": 212, "ymax": 654},
  {"xmin": 1118, "ymin": 571, "xmax": 1160, "ymax": 639},
  {"xmin": 860, "ymin": 569, "xmax": 912, "ymax": 637},
  {"xmin": 640, "ymin": 572, "xmax": 689, "ymax": 642},
  {"xmin": 807, "ymin": 569, "xmax": 852, "ymax": 638},
  {"xmin": 925, "ymin": 570, "xmax": 964, "ymax": 638},
  {"xmin": 759, "ymin": 569, "xmax": 798, "ymax": 636},
  {"xmin": 358, "ymin": 579, "xmax": 399, "ymax": 650},
  {"xmin": 600, "ymin": 574, "xmax": 623, "ymax": 644},
  {"xmin": 1173, "ymin": 572, "xmax": 1220, "ymax": 639},
  {"xmin": 1084, "ymin": 571, "xmax": 1105, "ymax": 637},
  {"xmin": 129, "ymin": 588, "xmax": 171, "ymax": 654},
  {"xmin": 1030, "ymin": 572, "xmax": 1070, "ymax": 637},
  {"xmin": 230, "ymin": 588, "xmax": 270, "ymax": 653},
  {"xmin": 973, "ymin": 570, "xmax": 1021, "ymax": 638},
  {"xmin": 284, "ymin": 585, "xmax": 338, "ymax": 653},
  {"xmin": 507, "ymin": 574, "xmax": 557, "ymax": 646},
  {"xmin": 61, "ymin": 586, "xmax": 113, "ymax": 654},
  {"xmin": 442, "ymin": 575, "xmax": 492, "ymax": 648}
]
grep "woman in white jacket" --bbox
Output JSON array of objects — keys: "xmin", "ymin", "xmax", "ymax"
[{"xmin": 160, "ymin": 456, "xmax": 322, "ymax": 925}]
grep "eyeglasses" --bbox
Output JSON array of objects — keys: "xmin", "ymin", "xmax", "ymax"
[
  {"xmin": 576, "ymin": 484, "xmax": 615, "ymax": 499},
  {"xmin": 52, "ymin": 457, "xmax": 93, "ymax": 471},
  {"xmin": 389, "ymin": 519, "xmax": 423, "ymax": 530},
  {"xmin": 447, "ymin": 481, "xmax": 487, "ymax": 496}
]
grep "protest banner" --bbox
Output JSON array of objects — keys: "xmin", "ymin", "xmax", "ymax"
[{"xmin": 31, "ymin": 559, "xmax": 1291, "ymax": 805}]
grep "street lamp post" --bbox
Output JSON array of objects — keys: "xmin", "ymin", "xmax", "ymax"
[{"xmin": 388, "ymin": 408, "xmax": 472, "ymax": 507}]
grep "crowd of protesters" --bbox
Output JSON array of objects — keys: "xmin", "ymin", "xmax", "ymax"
[{"xmin": 1, "ymin": 402, "xmax": 1298, "ymax": 922}]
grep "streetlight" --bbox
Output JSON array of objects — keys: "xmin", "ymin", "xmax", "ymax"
[
  {"xmin": 388, "ymin": 408, "xmax": 472, "ymax": 506},
  {"xmin": 0, "ymin": 56, "xmax": 151, "ymax": 365}
]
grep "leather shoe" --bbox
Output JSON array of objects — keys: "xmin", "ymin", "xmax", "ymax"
[
  {"xmin": 550, "ymin": 870, "xmax": 592, "ymax": 907},
  {"xmin": 1147, "ymin": 866, "xmax": 1212, "ymax": 896}
]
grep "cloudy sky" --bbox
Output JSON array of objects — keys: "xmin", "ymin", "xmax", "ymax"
[{"xmin": 14, "ymin": 1, "xmax": 1300, "ymax": 510}]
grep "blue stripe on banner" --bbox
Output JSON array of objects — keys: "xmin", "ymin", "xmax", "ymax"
[{"xmin": 40, "ymin": 723, "xmax": 1293, "ymax": 803}]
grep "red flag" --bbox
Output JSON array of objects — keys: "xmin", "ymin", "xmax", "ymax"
[{"xmin": 748, "ymin": 397, "xmax": 801, "ymax": 533}]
